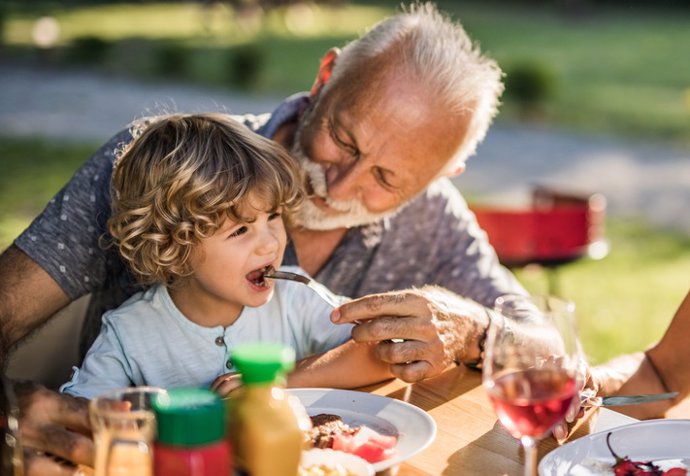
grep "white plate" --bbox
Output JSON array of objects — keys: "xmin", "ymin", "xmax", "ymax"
[
  {"xmin": 539, "ymin": 419, "xmax": 690, "ymax": 475},
  {"xmin": 289, "ymin": 388, "xmax": 437, "ymax": 473}
]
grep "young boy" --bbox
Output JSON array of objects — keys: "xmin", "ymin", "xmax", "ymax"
[{"xmin": 60, "ymin": 113, "xmax": 391, "ymax": 399}]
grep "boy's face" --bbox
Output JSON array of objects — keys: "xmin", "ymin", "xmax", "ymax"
[{"xmin": 179, "ymin": 195, "xmax": 287, "ymax": 320}]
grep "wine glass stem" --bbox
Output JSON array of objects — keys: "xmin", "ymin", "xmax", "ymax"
[{"xmin": 521, "ymin": 436, "xmax": 538, "ymax": 476}]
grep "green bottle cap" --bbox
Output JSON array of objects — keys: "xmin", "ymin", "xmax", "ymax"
[
  {"xmin": 231, "ymin": 343, "xmax": 295, "ymax": 384},
  {"xmin": 152, "ymin": 387, "xmax": 225, "ymax": 446}
]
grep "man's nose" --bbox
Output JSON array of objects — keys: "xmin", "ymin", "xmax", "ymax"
[{"xmin": 325, "ymin": 159, "xmax": 366, "ymax": 202}]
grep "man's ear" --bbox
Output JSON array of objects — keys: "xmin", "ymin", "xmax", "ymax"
[
  {"xmin": 310, "ymin": 48, "xmax": 341, "ymax": 97},
  {"xmin": 444, "ymin": 162, "xmax": 466, "ymax": 178}
]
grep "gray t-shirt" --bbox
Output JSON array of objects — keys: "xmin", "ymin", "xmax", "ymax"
[{"xmin": 15, "ymin": 93, "xmax": 524, "ymax": 358}]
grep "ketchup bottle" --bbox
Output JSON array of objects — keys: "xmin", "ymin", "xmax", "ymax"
[
  {"xmin": 227, "ymin": 343, "xmax": 311, "ymax": 476},
  {"xmin": 152, "ymin": 387, "xmax": 231, "ymax": 476}
]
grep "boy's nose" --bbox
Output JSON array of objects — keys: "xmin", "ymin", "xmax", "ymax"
[{"xmin": 256, "ymin": 229, "xmax": 280, "ymax": 255}]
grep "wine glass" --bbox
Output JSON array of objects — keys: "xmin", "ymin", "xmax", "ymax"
[{"xmin": 483, "ymin": 294, "xmax": 581, "ymax": 476}]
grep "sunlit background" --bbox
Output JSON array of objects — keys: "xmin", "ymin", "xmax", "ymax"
[{"xmin": 1, "ymin": 1, "xmax": 689, "ymax": 386}]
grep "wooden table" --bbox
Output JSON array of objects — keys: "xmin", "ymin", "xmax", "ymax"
[{"xmin": 362, "ymin": 365, "xmax": 638, "ymax": 475}]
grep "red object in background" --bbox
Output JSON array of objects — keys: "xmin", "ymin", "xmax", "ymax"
[{"xmin": 470, "ymin": 186, "xmax": 608, "ymax": 268}]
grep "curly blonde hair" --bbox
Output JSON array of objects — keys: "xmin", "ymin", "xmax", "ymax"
[{"xmin": 108, "ymin": 113, "xmax": 304, "ymax": 285}]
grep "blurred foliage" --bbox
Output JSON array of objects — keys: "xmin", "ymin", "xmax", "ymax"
[
  {"xmin": 2, "ymin": 1, "xmax": 689, "ymax": 145},
  {"xmin": 225, "ymin": 43, "xmax": 264, "ymax": 89},
  {"xmin": 503, "ymin": 60, "xmax": 557, "ymax": 117},
  {"xmin": 153, "ymin": 41, "xmax": 191, "ymax": 77},
  {"xmin": 0, "ymin": 3, "xmax": 6, "ymax": 45},
  {"xmin": 63, "ymin": 35, "xmax": 111, "ymax": 64}
]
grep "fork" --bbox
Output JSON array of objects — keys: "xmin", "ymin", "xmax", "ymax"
[
  {"xmin": 263, "ymin": 269, "xmax": 342, "ymax": 308},
  {"xmin": 264, "ymin": 269, "xmax": 405, "ymax": 342}
]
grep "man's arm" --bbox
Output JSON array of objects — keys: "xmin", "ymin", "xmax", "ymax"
[{"xmin": 0, "ymin": 245, "xmax": 70, "ymax": 363}]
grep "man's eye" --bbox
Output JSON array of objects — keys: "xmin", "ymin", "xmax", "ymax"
[
  {"xmin": 329, "ymin": 122, "xmax": 359, "ymax": 157},
  {"xmin": 373, "ymin": 167, "xmax": 395, "ymax": 189},
  {"xmin": 229, "ymin": 226, "xmax": 247, "ymax": 238}
]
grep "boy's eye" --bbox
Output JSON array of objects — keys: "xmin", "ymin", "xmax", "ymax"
[
  {"xmin": 228, "ymin": 226, "xmax": 247, "ymax": 238},
  {"xmin": 268, "ymin": 212, "xmax": 282, "ymax": 220}
]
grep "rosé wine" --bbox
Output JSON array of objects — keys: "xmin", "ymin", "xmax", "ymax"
[{"xmin": 486, "ymin": 367, "xmax": 576, "ymax": 439}]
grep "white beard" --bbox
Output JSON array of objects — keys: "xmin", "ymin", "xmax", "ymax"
[{"xmin": 290, "ymin": 131, "xmax": 398, "ymax": 231}]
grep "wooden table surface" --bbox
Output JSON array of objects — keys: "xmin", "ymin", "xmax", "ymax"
[{"xmin": 362, "ymin": 365, "xmax": 638, "ymax": 476}]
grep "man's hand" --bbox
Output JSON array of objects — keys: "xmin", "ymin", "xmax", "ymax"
[
  {"xmin": 14, "ymin": 381, "xmax": 94, "ymax": 474},
  {"xmin": 331, "ymin": 286, "xmax": 490, "ymax": 383}
]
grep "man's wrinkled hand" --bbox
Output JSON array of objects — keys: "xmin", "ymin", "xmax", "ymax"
[
  {"xmin": 13, "ymin": 381, "xmax": 94, "ymax": 475},
  {"xmin": 331, "ymin": 287, "xmax": 488, "ymax": 383}
]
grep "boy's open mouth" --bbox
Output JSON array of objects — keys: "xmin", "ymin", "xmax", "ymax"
[{"xmin": 246, "ymin": 265, "xmax": 275, "ymax": 288}]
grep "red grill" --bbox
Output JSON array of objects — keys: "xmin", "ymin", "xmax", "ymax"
[{"xmin": 470, "ymin": 186, "xmax": 607, "ymax": 269}]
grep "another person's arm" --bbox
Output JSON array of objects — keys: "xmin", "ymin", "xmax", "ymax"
[
  {"xmin": 12, "ymin": 380, "xmax": 94, "ymax": 475},
  {"xmin": 590, "ymin": 289, "xmax": 690, "ymax": 419}
]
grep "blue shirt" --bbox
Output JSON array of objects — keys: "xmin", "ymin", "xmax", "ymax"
[{"xmin": 60, "ymin": 266, "xmax": 352, "ymax": 399}]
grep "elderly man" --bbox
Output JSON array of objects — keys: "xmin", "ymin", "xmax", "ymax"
[{"xmin": 0, "ymin": 3, "xmax": 527, "ymax": 473}]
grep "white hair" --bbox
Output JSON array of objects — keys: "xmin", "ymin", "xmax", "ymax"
[{"xmin": 326, "ymin": 2, "xmax": 504, "ymax": 169}]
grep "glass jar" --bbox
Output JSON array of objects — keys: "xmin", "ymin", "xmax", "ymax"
[{"xmin": 227, "ymin": 343, "xmax": 311, "ymax": 476}]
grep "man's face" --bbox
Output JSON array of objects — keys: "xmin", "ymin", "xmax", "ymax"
[{"xmin": 290, "ymin": 72, "xmax": 471, "ymax": 231}]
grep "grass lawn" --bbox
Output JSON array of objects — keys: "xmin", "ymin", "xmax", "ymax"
[
  {"xmin": 3, "ymin": 1, "xmax": 690, "ymax": 144},
  {"xmin": 1, "ymin": 136, "xmax": 688, "ymax": 365}
]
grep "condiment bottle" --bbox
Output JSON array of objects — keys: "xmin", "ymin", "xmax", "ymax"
[
  {"xmin": 152, "ymin": 387, "xmax": 231, "ymax": 476},
  {"xmin": 227, "ymin": 343, "xmax": 311, "ymax": 476}
]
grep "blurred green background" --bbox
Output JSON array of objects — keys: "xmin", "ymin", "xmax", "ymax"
[{"xmin": 1, "ymin": 0, "xmax": 689, "ymax": 365}]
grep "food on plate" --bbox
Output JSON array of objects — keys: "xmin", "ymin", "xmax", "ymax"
[
  {"xmin": 307, "ymin": 413, "xmax": 398, "ymax": 464},
  {"xmin": 300, "ymin": 448, "xmax": 374, "ymax": 476},
  {"xmin": 299, "ymin": 463, "xmax": 358, "ymax": 476},
  {"xmin": 606, "ymin": 432, "xmax": 688, "ymax": 476}
]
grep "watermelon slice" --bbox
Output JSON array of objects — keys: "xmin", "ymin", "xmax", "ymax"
[{"xmin": 331, "ymin": 425, "xmax": 397, "ymax": 464}]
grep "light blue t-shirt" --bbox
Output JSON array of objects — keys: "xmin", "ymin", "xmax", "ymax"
[{"xmin": 60, "ymin": 266, "xmax": 352, "ymax": 399}]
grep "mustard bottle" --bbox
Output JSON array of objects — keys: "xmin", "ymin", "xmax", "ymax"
[{"xmin": 227, "ymin": 343, "xmax": 311, "ymax": 476}]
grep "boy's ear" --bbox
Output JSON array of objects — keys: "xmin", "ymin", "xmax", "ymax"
[{"xmin": 310, "ymin": 48, "xmax": 341, "ymax": 97}]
